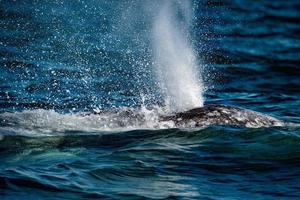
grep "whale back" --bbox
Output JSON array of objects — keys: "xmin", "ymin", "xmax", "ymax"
[
  {"xmin": 160, "ymin": 104, "xmax": 284, "ymax": 128},
  {"xmin": 80, "ymin": 104, "xmax": 285, "ymax": 128}
]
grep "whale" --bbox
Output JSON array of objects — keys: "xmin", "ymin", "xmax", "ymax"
[
  {"xmin": 159, "ymin": 104, "xmax": 284, "ymax": 128},
  {"xmin": 85, "ymin": 104, "xmax": 286, "ymax": 128},
  {"xmin": 0, "ymin": 104, "xmax": 293, "ymax": 136}
]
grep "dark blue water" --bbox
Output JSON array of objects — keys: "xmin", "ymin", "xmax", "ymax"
[{"xmin": 1, "ymin": 0, "xmax": 300, "ymax": 199}]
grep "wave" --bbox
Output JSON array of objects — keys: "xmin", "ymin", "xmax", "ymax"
[{"xmin": 1, "ymin": 126, "xmax": 300, "ymax": 159}]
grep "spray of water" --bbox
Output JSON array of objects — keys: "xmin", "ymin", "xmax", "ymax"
[
  {"xmin": 0, "ymin": 1, "xmax": 208, "ymax": 137},
  {"xmin": 152, "ymin": 1, "xmax": 204, "ymax": 112}
]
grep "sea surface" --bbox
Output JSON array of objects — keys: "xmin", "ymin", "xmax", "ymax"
[{"xmin": 1, "ymin": 0, "xmax": 300, "ymax": 199}]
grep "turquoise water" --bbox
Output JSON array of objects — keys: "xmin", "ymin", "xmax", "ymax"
[{"xmin": 1, "ymin": 0, "xmax": 300, "ymax": 199}]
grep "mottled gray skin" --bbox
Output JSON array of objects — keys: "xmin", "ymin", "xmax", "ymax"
[
  {"xmin": 160, "ymin": 104, "xmax": 284, "ymax": 128},
  {"xmin": 83, "ymin": 104, "xmax": 285, "ymax": 128}
]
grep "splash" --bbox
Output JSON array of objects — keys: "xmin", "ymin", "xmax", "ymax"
[
  {"xmin": 152, "ymin": 1, "xmax": 204, "ymax": 112},
  {"xmin": 0, "ymin": 108, "xmax": 175, "ymax": 136}
]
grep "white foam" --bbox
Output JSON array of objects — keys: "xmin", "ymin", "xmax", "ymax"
[{"xmin": 0, "ymin": 107, "xmax": 175, "ymax": 136}]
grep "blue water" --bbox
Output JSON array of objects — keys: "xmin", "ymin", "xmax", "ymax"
[{"xmin": 1, "ymin": 0, "xmax": 300, "ymax": 199}]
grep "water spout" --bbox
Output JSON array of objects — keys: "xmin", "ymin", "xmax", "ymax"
[{"xmin": 152, "ymin": 1, "xmax": 204, "ymax": 112}]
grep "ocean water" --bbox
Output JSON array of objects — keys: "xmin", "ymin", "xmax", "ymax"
[{"xmin": 1, "ymin": 0, "xmax": 300, "ymax": 199}]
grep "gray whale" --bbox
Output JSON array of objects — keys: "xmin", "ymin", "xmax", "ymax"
[
  {"xmin": 0, "ymin": 104, "xmax": 291, "ymax": 137},
  {"xmin": 85, "ymin": 104, "xmax": 285, "ymax": 128},
  {"xmin": 160, "ymin": 104, "xmax": 284, "ymax": 128}
]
